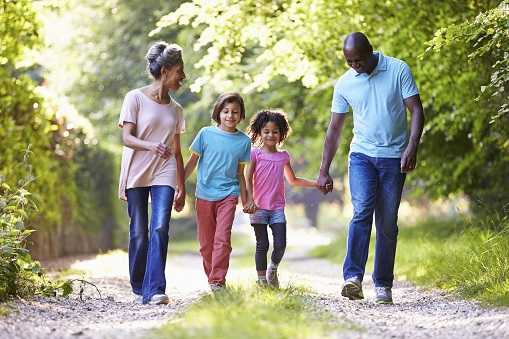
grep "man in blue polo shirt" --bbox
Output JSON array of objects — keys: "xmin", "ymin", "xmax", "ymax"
[{"xmin": 318, "ymin": 32, "xmax": 425, "ymax": 304}]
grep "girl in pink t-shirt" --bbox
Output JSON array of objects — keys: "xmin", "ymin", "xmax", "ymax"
[{"xmin": 246, "ymin": 110, "xmax": 319, "ymax": 287}]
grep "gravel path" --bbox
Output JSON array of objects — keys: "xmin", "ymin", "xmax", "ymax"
[
  {"xmin": 1, "ymin": 212, "xmax": 508, "ymax": 338},
  {"xmin": 280, "ymin": 227, "xmax": 509, "ymax": 339}
]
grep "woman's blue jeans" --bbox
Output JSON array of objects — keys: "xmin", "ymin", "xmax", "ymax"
[
  {"xmin": 126, "ymin": 185, "xmax": 174, "ymax": 304},
  {"xmin": 343, "ymin": 152, "xmax": 406, "ymax": 288}
]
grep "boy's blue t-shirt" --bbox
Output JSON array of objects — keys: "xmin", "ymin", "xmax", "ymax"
[{"xmin": 190, "ymin": 126, "xmax": 251, "ymax": 201}]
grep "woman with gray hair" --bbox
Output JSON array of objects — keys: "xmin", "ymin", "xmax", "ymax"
[{"xmin": 118, "ymin": 41, "xmax": 186, "ymax": 305}]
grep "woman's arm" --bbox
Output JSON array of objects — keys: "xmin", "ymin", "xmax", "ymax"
[
  {"xmin": 173, "ymin": 133, "xmax": 185, "ymax": 212},
  {"xmin": 122, "ymin": 122, "xmax": 170, "ymax": 158},
  {"xmin": 284, "ymin": 162, "xmax": 319, "ymax": 188},
  {"xmin": 184, "ymin": 152, "xmax": 199, "ymax": 180}
]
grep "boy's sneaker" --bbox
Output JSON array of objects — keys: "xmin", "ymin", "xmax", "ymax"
[
  {"xmin": 209, "ymin": 283, "xmax": 225, "ymax": 293},
  {"xmin": 375, "ymin": 287, "xmax": 393, "ymax": 304},
  {"xmin": 148, "ymin": 293, "xmax": 170, "ymax": 305},
  {"xmin": 341, "ymin": 276, "xmax": 364, "ymax": 300},
  {"xmin": 266, "ymin": 265, "xmax": 279, "ymax": 288}
]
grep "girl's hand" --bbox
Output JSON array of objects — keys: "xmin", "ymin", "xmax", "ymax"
[
  {"xmin": 151, "ymin": 142, "xmax": 172, "ymax": 159},
  {"xmin": 174, "ymin": 187, "xmax": 185, "ymax": 212},
  {"xmin": 243, "ymin": 200, "xmax": 257, "ymax": 214}
]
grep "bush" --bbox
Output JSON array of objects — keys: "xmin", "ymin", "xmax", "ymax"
[{"xmin": 0, "ymin": 179, "xmax": 71, "ymax": 302}]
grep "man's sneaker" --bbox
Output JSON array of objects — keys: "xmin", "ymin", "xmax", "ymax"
[
  {"xmin": 341, "ymin": 277, "xmax": 364, "ymax": 300},
  {"xmin": 148, "ymin": 293, "xmax": 170, "ymax": 305},
  {"xmin": 375, "ymin": 287, "xmax": 393, "ymax": 304},
  {"xmin": 209, "ymin": 283, "xmax": 225, "ymax": 293},
  {"xmin": 266, "ymin": 265, "xmax": 279, "ymax": 288}
]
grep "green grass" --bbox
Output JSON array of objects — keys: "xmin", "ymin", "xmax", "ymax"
[
  {"xmin": 0, "ymin": 304, "xmax": 13, "ymax": 316},
  {"xmin": 151, "ymin": 286, "xmax": 339, "ymax": 339},
  {"xmin": 311, "ymin": 217, "xmax": 509, "ymax": 306}
]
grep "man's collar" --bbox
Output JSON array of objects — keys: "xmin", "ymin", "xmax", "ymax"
[
  {"xmin": 353, "ymin": 52, "xmax": 386, "ymax": 77},
  {"xmin": 374, "ymin": 52, "xmax": 387, "ymax": 72}
]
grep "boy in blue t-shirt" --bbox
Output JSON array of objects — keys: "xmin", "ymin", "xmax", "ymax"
[{"xmin": 184, "ymin": 92, "xmax": 253, "ymax": 292}]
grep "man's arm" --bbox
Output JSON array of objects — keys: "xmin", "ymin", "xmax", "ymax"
[
  {"xmin": 401, "ymin": 94, "xmax": 425, "ymax": 173},
  {"xmin": 318, "ymin": 113, "xmax": 346, "ymax": 193}
]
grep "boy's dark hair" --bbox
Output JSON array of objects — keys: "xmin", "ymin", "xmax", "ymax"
[
  {"xmin": 248, "ymin": 110, "xmax": 291, "ymax": 145},
  {"xmin": 211, "ymin": 92, "xmax": 246, "ymax": 125}
]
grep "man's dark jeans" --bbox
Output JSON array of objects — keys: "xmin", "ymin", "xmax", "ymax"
[
  {"xmin": 343, "ymin": 152, "xmax": 406, "ymax": 288},
  {"xmin": 126, "ymin": 185, "xmax": 174, "ymax": 304}
]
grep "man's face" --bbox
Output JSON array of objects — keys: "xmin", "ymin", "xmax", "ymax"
[{"xmin": 343, "ymin": 48, "xmax": 371, "ymax": 74}]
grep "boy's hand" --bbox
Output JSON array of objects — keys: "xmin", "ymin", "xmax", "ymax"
[
  {"xmin": 243, "ymin": 200, "xmax": 257, "ymax": 214},
  {"xmin": 174, "ymin": 187, "xmax": 186, "ymax": 212}
]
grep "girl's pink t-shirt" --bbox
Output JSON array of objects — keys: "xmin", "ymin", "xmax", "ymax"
[{"xmin": 251, "ymin": 148, "xmax": 290, "ymax": 210}]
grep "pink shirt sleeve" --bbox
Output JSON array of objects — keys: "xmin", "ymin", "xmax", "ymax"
[
  {"xmin": 283, "ymin": 150, "xmax": 291, "ymax": 164},
  {"xmin": 251, "ymin": 148, "xmax": 260, "ymax": 163},
  {"xmin": 118, "ymin": 91, "xmax": 139, "ymax": 128}
]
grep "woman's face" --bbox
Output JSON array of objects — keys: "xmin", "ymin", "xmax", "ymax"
[{"xmin": 162, "ymin": 63, "xmax": 186, "ymax": 91}]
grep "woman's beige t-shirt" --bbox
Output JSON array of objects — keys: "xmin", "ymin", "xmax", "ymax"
[{"xmin": 118, "ymin": 89, "xmax": 185, "ymax": 200}]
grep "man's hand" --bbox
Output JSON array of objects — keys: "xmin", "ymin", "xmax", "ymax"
[
  {"xmin": 400, "ymin": 143, "xmax": 418, "ymax": 173},
  {"xmin": 317, "ymin": 171, "xmax": 334, "ymax": 194},
  {"xmin": 174, "ymin": 187, "xmax": 185, "ymax": 212}
]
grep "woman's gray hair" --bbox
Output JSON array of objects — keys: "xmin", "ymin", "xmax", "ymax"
[{"xmin": 145, "ymin": 41, "xmax": 183, "ymax": 79}]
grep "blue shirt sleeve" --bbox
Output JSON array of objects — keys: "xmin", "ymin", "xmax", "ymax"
[
  {"xmin": 190, "ymin": 128, "xmax": 204, "ymax": 155},
  {"xmin": 331, "ymin": 80, "xmax": 349, "ymax": 114},
  {"xmin": 400, "ymin": 63, "xmax": 419, "ymax": 99},
  {"xmin": 240, "ymin": 138, "xmax": 251, "ymax": 164}
]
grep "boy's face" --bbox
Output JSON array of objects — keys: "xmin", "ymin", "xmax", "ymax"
[
  {"xmin": 261, "ymin": 121, "xmax": 281, "ymax": 147},
  {"xmin": 219, "ymin": 101, "xmax": 241, "ymax": 131}
]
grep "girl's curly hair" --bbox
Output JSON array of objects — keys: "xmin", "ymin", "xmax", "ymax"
[{"xmin": 248, "ymin": 110, "xmax": 291, "ymax": 146}]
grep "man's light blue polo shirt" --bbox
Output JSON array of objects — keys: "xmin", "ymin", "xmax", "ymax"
[
  {"xmin": 190, "ymin": 126, "xmax": 251, "ymax": 201},
  {"xmin": 331, "ymin": 52, "xmax": 419, "ymax": 158}
]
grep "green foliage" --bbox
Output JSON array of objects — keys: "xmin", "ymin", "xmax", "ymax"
[
  {"xmin": 1, "ymin": 0, "xmax": 122, "ymax": 257},
  {"xmin": 397, "ymin": 216, "xmax": 509, "ymax": 306},
  {"xmin": 1, "ymin": 0, "xmax": 73, "ymax": 227},
  {"xmin": 152, "ymin": 286, "xmax": 337, "ymax": 339},
  {"xmin": 157, "ymin": 0, "xmax": 508, "ymax": 213},
  {"xmin": 0, "ymin": 0, "xmax": 40, "ymax": 65},
  {"xmin": 418, "ymin": 1, "xmax": 509, "ymax": 212},
  {"xmin": 0, "ymin": 180, "xmax": 72, "ymax": 302}
]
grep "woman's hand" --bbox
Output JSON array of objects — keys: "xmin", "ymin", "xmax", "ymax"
[
  {"xmin": 151, "ymin": 142, "xmax": 172, "ymax": 159},
  {"xmin": 174, "ymin": 187, "xmax": 185, "ymax": 212}
]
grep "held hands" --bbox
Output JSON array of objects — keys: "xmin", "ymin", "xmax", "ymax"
[
  {"xmin": 151, "ymin": 142, "xmax": 172, "ymax": 159},
  {"xmin": 243, "ymin": 200, "xmax": 257, "ymax": 214},
  {"xmin": 317, "ymin": 172, "xmax": 333, "ymax": 194},
  {"xmin": 400, "ymin": 143, "xmax": 418, "ymax": 173},
  {"xmin": 174, "ymin": 187, "xmax": 185, "ymax": 212}
]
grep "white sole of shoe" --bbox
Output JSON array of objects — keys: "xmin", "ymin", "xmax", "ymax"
[{"xmin": 148, "ymin": 296, "xmax": 170, "ymax": 305}]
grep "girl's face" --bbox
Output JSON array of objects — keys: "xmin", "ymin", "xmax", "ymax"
[
  {"xmin": 219, "ymin": 102, "xmax": 242, "ymax": 132},
  {"xmin": 261, "ymin": 121, "xmax": 281, "ymax": 147},
  {"xmin": 162, "ymin": 63, "xmax": 186, "ymax": 91}
]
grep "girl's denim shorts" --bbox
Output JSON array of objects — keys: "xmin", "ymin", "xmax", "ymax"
[{"xmin": 249, "ymin": 208, "xmax": 286, "ymax": 225}]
